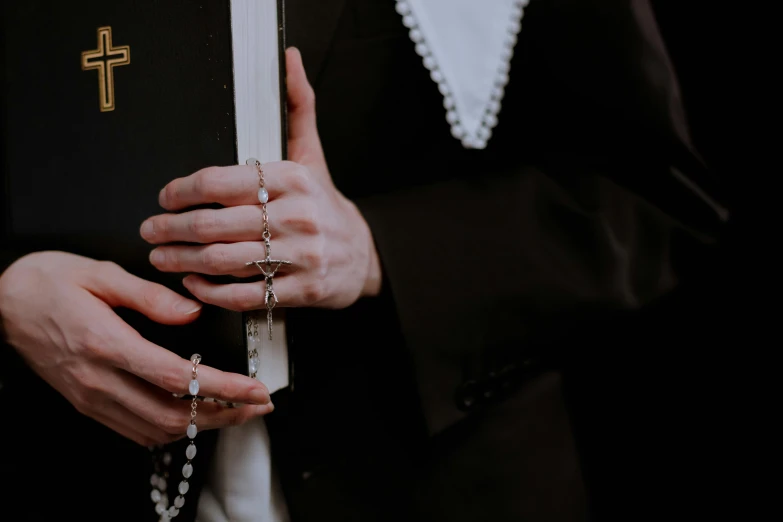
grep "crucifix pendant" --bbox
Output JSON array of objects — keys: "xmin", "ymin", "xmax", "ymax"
[{"xmin": 246, "ymin": 252, "xmax": 292, "ymax": 340}]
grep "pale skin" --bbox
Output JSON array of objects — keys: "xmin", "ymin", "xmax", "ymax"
[
  {"xmin": 141, "ymin": 48, "xmax": 382, "ymax": 310},
  {"xmin": 0, "ymin": 48, "xmax": 380, "ymax": 446}
]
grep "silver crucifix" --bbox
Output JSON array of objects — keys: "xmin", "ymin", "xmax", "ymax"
[{"xmin": 246, "ymin": 238, "xmax": 292, "ymax": 340}]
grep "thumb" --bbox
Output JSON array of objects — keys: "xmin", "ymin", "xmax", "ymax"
[
  {"xmin": 86, "ymin": 262, "xmax": 202, "ymax": 326},
  {"xmin": 285, "ymin": 47, "xmax": 325, "ymax": 167}
]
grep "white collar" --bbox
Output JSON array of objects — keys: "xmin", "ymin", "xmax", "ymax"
[{"xmin": 396, "ymin": 0, "xmax": 529, "ymax": 149}]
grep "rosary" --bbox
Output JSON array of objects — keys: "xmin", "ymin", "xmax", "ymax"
[
  {"xmin": 148, "ymin": 354, "xmax": 201, "ymax": 521},
  {"xmin": 148, "ymin": 160, "xmax": 288, "ymax": 520},
  {"xmin": 244, "ymin": 157, "xmax": 291, "ymax": 378}
]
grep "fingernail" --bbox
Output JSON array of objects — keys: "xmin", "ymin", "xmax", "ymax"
[
  {"xmin": 140, "ymin": 220, "xmax": 155, "ymax": 239},
  {"xmin": 175, "ymin": 300, "xmax": 202, "ymax": 314},
  {"xmin": 158, "ymin": 188, "xmax": 167, "ymax": 207},
  {"xmin": 149, "ymin": 249, "xmax": 164, "ymax": 265},
  {"xmin": 250, "ymin": 388, "xmax": 269, "ymax": 405}
]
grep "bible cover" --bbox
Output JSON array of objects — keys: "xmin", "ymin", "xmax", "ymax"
[{"xmin": 1, "ymin": 0, "xmax": 288, "ymax": 376}]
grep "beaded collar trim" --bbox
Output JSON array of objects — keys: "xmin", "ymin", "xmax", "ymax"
[{"xmin": 395, "ymin": 0, "xmax": 529, "ymax": 149}]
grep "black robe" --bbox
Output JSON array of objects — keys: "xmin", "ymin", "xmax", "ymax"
[{"xmin": 0, "ymin": 0, "xmax": 728, "ymax": 520}]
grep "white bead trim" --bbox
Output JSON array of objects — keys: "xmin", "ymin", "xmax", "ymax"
[{"xmin": 395, "ymin": 0, "xmax": 528, "ymax": 149}]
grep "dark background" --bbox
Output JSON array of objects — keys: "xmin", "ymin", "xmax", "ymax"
[{"xmin": 563, "ymin": 2, "xmax": 767, "ymax": 519}]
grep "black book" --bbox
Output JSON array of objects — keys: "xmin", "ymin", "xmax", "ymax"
[{"xmin": 2, "ymin": 0, "xmax": 288, "ymax": 377}]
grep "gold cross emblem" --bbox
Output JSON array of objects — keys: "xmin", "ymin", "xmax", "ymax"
[{"xmin": 81, "ymin": 26, "xmax": 130, "ymax": 112}]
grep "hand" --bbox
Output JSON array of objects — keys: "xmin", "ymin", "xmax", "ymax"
[
  {"xmin": 140, "ymin": 48, "xmax": 382, "ymax": 311},
  {"xmin": 0, "ymin": 251, "xmax": 273, "ymax": 447}
]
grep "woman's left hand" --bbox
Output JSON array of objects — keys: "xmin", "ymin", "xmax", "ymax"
[{"xmin": 140, "ymin": 48, "xmax": 381, "ymax": 311}]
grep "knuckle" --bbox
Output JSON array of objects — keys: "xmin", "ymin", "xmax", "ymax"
[
  {"xmin": 156, "ymin": 410, "xmax": 189, "ymax": 434},
  {"xmin": 285, "ymin": 162, "xmax": 312, "ymax": 194},
  {"xmin": 202, "ymin": 248, "xmax": 228, "ymax": 273},
  {"xmin": 302, "ymin": 244, "xmax": 326, "ymax": 274},
  {"xmin": 96, "ymin": 260, "xmax": 123, "ymax": 280},
  {"xmin": 191, "ymin": 212, "xmax": 218, "ymax": 240},
  {"xmin": 284, "ymin": 207, "xmax": 319, "ymax": 235},
  {"xmin": 229, "ymin": 286, "xmax": 259, "ymax": 312},
  {"xmin": 141, "ymin": 284, "xmax": 167, "ymax": 311},
  {"xmin": 158, "ymin": 365, "xmax": 188, "ymax": 393},
  {"xmin": 78, "ymin": 325, "xmax": 111, "ymax": 358},
  {"xmin": 301, "ymin": 279, "xmax": 326, "ymax": 305}
]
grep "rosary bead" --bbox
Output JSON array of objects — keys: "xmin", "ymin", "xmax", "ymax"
[
  {"xmin": 258, "ymin": 187, "xmax": 269, "ymax": 204},
  {"xmin": 150, "ymin": 474, "xmax": 160, "ymax": 487},
  {"xmin": 174, "ymin": 495, "xmax": 186, "ymax": 508},
  {"xmin": 158, "ymin": 479, "xmax": 168, "ymax": 492},
  {"xmin": 187, "ymin": 423, "xmax": 197, "ymax": 439},
  {"xmin": 151, "ymin": 489, "xmax": 162, "ymax": 503},
  {"xmin": 188, "ymin": 379, "xmax": 200, "ymax": 396},
  {"xmin": 186, "ymin": 444, "xmax": 197, "ymax": 460},
  {"xmin": 168, "ymin": 507, "xmax": 180, "ymax": 518},
  {"xmin": 249, "ymin": 354, "xmax": 260, "ymax": 374},
  {"xmin": 178, "ymin": 481, "xmax": 189, "ymax": 495},
  {"xmin": 155, "ymin": 502, "xmax": 167, "ymax": 515},
  {"xmin": 162, "ymin": 452, "xmax": 172, "ymax": 465},
  {"xmin": 182, "ymin": 463, "xmax": 193, "ymax": 479}
]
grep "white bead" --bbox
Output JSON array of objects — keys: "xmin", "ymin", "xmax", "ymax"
[
  {"xmin": 443, "ymin": 96, "xmax": 455, "ymax": 110},
  {"xmin": 155, "ymin": 502, "xmax": 167, "ymax": 515},
  {"xmin": 423, "ymin": 56, "xmax": 437, "ymax": 70},
  {"xmin": 402, "ymin": 14, "xmax": 416, "ymax": 28},
  {"xmin": 178, "ymin": 481, "xmax": 189, "ymax": 495},
  {"xmin": 415, "ymin": 43, "xmax": 429, "ymax": 57},
  {"xmin": 182, "ymin": 463, "xmax": 193, "ymax": 478},
  {"xmin": 257, "ymin": 187, "xmax": 269, "ymax": 204},
  {"xmin": 249, "ymin": 354, "xmax": 260, "ymax": 374},
  {"xmin": 430, "ymin": 70, "xmax": 444, "ymax": 83},
  {"xmin": 495, "ymin": 73, "xmax": 509, "ymax": 87},
  {"xmin": 461, "ymin": 136, "xmax": 476, "ymax": 148},
  {"xmin": 158, "ymin": 480, "xmax": 168, "ymax": 492},
  {"xmin": 450, "ymin": 125, "xmax": 466, "ymax": 139},
  {"xmin": 446, "ymin": 110, "xmax": 459, "ymax": 125},
  {"xmin": 508, "ymin": 20, "xmax": 521, "ymax": 34},
  {"xmin": 483, "ymin": 113, "xmax": 498, "ymax": 128},
  {"xmin": 500, "ymin": 47, "xmax": 513, "ymax": 61},
  {"xmin": 488, "ymin": 100, "xmax": 501, "ymax": 113},
  {"xmin": 160, "ymin": 495, "xmax": 169, "ymax": 508},
  {"xmin": 151, "ymin": 489, "xmax": 162, "ymax": 503},
  {"xmin": 162, "ymin": 452, "xmax": 172, "ymax": 466},
  {"xmin": 187, "ymin": 423, "xmax": 197, "ymax": 439},
  {"xmin": 175, "ymin": 495, "xmax": 186, "ymax": 508},
  {"xmin": 409, "ymin": 29, "xmax": 423, "ymax": 42},
  {"xmin": 438, "ymin": 82, "xmax": 451, "ymax": 96},
  {"xmin": 188, "ymin": 379, "xmax": 199, "ymax": 396},
  {"xmin": 150, "ymin": 474, "xmax": 160, "ymax": 488},
  {"xmin": 506, "ymin": 33, "xmax": 517, "ymax": 47},
  {"xmin": 395, "ymin": 1, "xmax": 410, "ymax": 15},
  {"xmin": 477, "ymin": 126, "xmax": 491, "ymax": 140},
  {"xmin": 186, "ymin": 444, "xmax": 197, "ymax": 460},
  {"xmin": 519, "ymin": 0, "xmax": 530, "ymax": 7},
  {"xmin": 473, "ymin": 139, "xmax": 488, "ymax": 150},
  {"xmin": 168, "ymin": 507, "xmax": 180, "ymax": 518}
]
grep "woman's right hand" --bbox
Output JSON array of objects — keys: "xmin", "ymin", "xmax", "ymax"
[{"xmin": 0, "ymin": 251, "xmax": 273, "ymax": 446}]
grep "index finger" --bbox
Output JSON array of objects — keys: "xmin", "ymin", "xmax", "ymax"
[
  {"xmin": 159, "ymin": 162, "xmax": 306, "ymax": 211},
  {"xmin": 110, "ymin": 323, "xmax": 270, "ymax": 405}
]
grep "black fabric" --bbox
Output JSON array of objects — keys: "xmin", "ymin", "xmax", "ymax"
[
  {"xmin": 268, "ymin": 0, "xmax": 727, "ymax": 521},
  {"xmin": 0, "ymin": 0, "xmax": 733, "ymax": 521}
]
